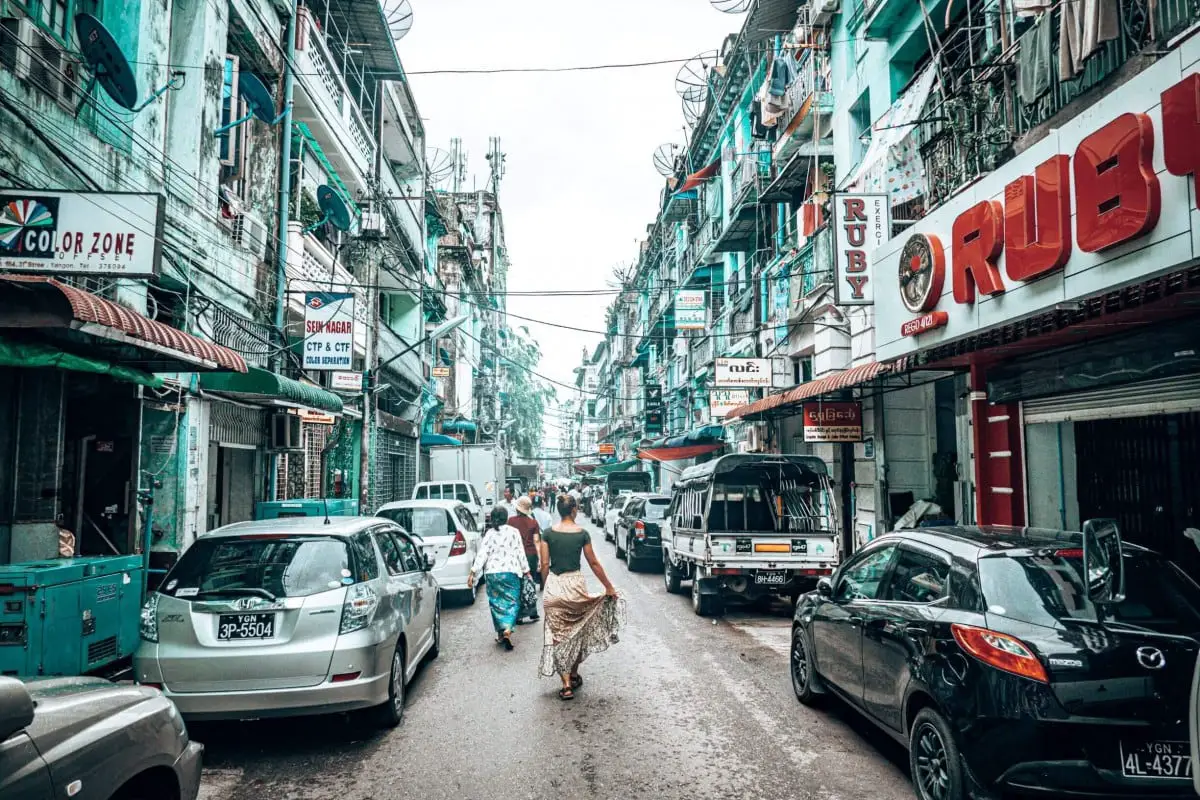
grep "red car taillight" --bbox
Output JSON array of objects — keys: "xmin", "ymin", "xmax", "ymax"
[
  {"xmin": 951, "ymin": 623, "xmax": 1048, "ymax": 683},
  {"xmin": 449, "ymin": 531, "xmax": 467, "ymax": 557},
  {"xmin": 634, "ymin": 520, "xmax": 646, "ymax": 539}
]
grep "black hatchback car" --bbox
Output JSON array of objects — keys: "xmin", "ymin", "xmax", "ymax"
[{"xmin": 790, "ymin": 526, "xmax": 1200, "ymax": 800}]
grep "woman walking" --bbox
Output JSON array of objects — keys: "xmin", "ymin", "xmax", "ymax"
[
  {"xmin": 468, "ymin": 506, "xmax": 532, "ymax": 651},
  {"xmin": 538, "ymin": 494, "xmax": 623, "ymax": 700}
]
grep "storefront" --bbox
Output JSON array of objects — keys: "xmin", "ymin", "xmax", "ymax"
[{"xmin": 874, "ymin": 51, "xmax": 1200, "ymax": 574}]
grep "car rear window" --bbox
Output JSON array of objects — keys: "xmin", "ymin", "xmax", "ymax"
[
  {"xmin": 162, "ymin": 536, "xmax": 351, "ymax": 599},
  {"xmin": 377, "ymin": 507, "xmax": 454, "ymax": 538},
  {"xmin": 979, "ymin": 551, "xmax": 1200, "ymax": 635},
  {"xmin": 645, "ymin": 499, "xmax": 670, "ymax": 520}
]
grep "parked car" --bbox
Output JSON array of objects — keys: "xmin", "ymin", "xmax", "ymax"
[
  {"xmin": 614, "ymin": 494, "xmax": 671, "ymax": 570},
  {"xmin": 604, "ymin": 492, "xmax": 643, "ymax": 543},
  {"xmin": 135, "ymin": 517, "xmax": 440, "ymax": 728},
  {"xmin": 790, "ymin": 523, "xmax": 1200, "ymax": 800},
  {"xmin": 0, "ymin": 675, "xmax": 203, "ymax": 799},
  {"xmin": 377, "ymin": 498, "xmax": 482, "ymax": 603},
  {"xmin": 413, "ymin": 480, "xmax": 484, "ymax": 526}
]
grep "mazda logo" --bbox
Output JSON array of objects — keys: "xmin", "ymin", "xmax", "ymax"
[{"xmin": 1136, "ymin": 646, "xmax": 1166, "ymax": 670}]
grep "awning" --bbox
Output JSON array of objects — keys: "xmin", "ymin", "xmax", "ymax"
[
  {"xmin": 199, "ymin": 367, "xmax": 343, "ymax": 413},
  {"xmin": 421, "ymin": 432, "xmax": 461, "ymax": 448},
  {"xmin": 726, "ymin": 359, "xmax": 904, "ymax": 421},
  {"xmin": 590, "ymin": 459, "xmax": 639, "ymax": 476},
  {"xmin": 0, "ymin": 275, "xmax": 246, "ymax": 373},
  {"xmin": 675, "ymin": 158, "xmax": 721, "ymax": 194},
  {"xmin": 0, "ymin": 336, "xmax": 164, "ymax": 388},
  {"xmin": 639, "ymin": 442, "xmax": 724, "ymax": 462},
  {"xmin": 442, "ymin": 418, "xmax": 477, "ymax": 433}
]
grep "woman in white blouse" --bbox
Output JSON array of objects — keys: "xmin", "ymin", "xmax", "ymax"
[{"xmin": 468, "ymin": 506, "xmax": 532, "ymax": 650}]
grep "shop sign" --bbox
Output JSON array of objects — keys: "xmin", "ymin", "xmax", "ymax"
[
  {"xmin": 714, "ymin": 357, "xmax": 771, "ymax": 388},
  {"xmin": 675, "ymin": 289, "xmax": 706, "ymax": 330},
  {"xmin": 710, "ymin": 389, "xmax": 750, "ymax": 418},
  {"xmin": 877, "ymin": 58, "xmax": 1200, "ymax": 361},
  {"xmin": 331, "ymin": 371, "xmax": 363, "ymax": 391},
  {"xmin": 297, "ymin": 409, "xmax": 336, "ymax": 425},
  {"xmin": 431, "ymin": 366, "xmax": 451, "ymax": 379},
  {"xmin": 833, "ymin": 194, "xmax": 889, "ymax": 305},
  {"xmin": 802, "ymin": 402, "xmax": 863, "ymax": 443},
  {"xmin": 644, "ymin": 409, "xmax": 663, "ymax": 432},
  {"xmin": 0, "ymin": 190, "xmax": 164, "ymax": 277},
  {"xmin": 644, "ymin": 384, "xmax": 663, "ymax": 407},
  {"xmin": 303, "ymin": 293, "xmax": 355, "ymax": 370},
  {"xmin": 598, "ymin": 443, "xmax": 616, "ymax": 456}
]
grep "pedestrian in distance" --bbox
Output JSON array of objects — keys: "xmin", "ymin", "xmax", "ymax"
[
  {"xmin": 508, "ymin": 496, "xmax": 543, "ymax": 615},
  {"xmin": 538, "ymin": 493, "xmax": 623, "ymax": 700},
  {"xmin": 499, "ymin": 485, "xmax": 515, "ymax": 516},
  {"xmin": 531, "ymin": 494, "xmax": 553, "ymax": 536},
  {"xmin": 468, "ymin": 506, "xmax": 532, "ymax": 651}
]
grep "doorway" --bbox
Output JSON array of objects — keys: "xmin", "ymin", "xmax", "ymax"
[{"xmin": 207, "ymin": 445, "xmax": 257, "ymax": 530}]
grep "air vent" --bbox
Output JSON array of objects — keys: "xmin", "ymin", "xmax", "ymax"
[
  {"xmin": 87, "ymin": 636, "xmax": 118, "ymax": 665},
  {"xmin": 232, "ymin": 211, "xmax": 269, "ymax": 262}
]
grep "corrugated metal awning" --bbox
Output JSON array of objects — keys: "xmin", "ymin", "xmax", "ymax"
[{"xmin": 725, "ymin": 359, "xmax": 907, "ymax": 421}]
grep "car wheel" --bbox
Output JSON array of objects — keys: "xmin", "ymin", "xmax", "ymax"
[
  {"xmin": 909, "ymin": 707, "xmax": 966, "ymax": 800},
  {"xmin": 663, "ymin": 556, "xmax": 683, "ymax": 594},
  {"xmin": 790, "ymin": 626, "xmax": 825, "ymax": 705},
  {"xmin": 691, "ymin": 576, "xmax": 723, "ymax": 617},
  {"xmin": 367, "ymin": 643, "xmax": 406, "ymax": 729},
  {"xmin": 615, "ymin": 531, "xmax": 626, "ymax": 559},
  {"xmin": 625, "ymin": 542, "xmax": 638, "ymax": 572},
  {"xmin": 427, "ymin": 600, "xmax": 441, "ymax": 660}
]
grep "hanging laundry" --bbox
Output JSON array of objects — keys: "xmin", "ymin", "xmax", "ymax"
[
  {"xmin": 768, "ymin": 52, "xmax": 796, "ymax": 98},
  {"xmin": 1013, "ymin": 0, "xmax": 1053, "ymax": 16},
  {"xmin": 1059, "ymin": 0, "xmax": 1120, "ymax": 80},
  {"xmin": 1017, "ymin": 13, "xmax": 1053, "ymax": 104},
  {"xmin": 750, "ymin": 100, "xmax": 771, "ymax": 139}
]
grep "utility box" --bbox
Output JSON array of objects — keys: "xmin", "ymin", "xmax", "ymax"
[
  {"xmin": 254, "ymin": 499, "xmax": 360, "ymax": 520},
  {"xmin": 0, "ymin": 555, "xmax": 144, "ymax": 678}
]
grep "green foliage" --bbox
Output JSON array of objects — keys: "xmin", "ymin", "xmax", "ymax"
[{"xmin": 500, "ymin": 326, "xmax": 556, "ymax": 459}]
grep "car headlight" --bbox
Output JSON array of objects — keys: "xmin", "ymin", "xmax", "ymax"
[{"xmin": 140, "ymin": 593, "xmax": 160, "ymax": 643}]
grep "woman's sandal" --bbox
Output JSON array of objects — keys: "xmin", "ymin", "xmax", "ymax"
[
  {"xmin": 570, "ymin": 674, "xmax": 583, "ymax": 689},
  {"xmin": 501, "ymin": 633, "xmax": 514, "ymax": 651},
  {"xmin": 558, "ymin": 687, "xmax": 574, "ymax": 701}
]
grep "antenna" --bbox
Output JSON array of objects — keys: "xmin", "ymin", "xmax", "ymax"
[
  {"xmin": 450, "ymin": 137, "xmax": 467, "ymax": 193},
  {"xmin": 74, "ymin": 14, "xmax": 183, "ymax": 116},
  {"xmin": 213, "ymin": 73, "xmax": 289, "ymax": 136},
  {"xmin": 381, "ymin": 0, "xmax": 414, "ymax": 40},
  {"xmin": 485, "ymin": 137, "xmax": 506, "ymax": 194},
  {"xmin": 711, "ymin": 0, "xmax": 753, "ymax": 11},
  {"xmin": 674, "ymin": 50, "xmax": 718, "ymax": 104},
  {"xmin": 303, "ymin": 185, "xmax": 354, "ymax": 233},
  {"xmin": 653, "ymin": 143, "xmax": 682, "ymax": 177}
]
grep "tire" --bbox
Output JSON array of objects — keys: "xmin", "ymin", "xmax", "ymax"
[
  {"xmin": 624, "ymin": 542, "xmax": 636, "ymax": 572},
  {"xmin": 615, "ymin": 531, "xmax": 626, "ymax": 559},
  {"xmin": 367, "ymin": 643, "xmax": 406, "ymax": 729},
  {"xmin": 427, "ymin": 600, "xmax": 441, "ymax": 660},
  {"xmin": 663, "ymin": 556, "xmax": 682, "ymax": 594},
  {"xmin": 909, "ymin": 707, "xmax": 966, "ymax": 800},
  {"xmin": 691, "ymin": 576, "xmax": 723, "ymax": 617},
  {"xmin": 790, "ymin": 626, "xmax": 824, "ymax": 706}
]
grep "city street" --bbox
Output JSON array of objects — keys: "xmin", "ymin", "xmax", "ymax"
[{"xmin": 193, "ymin": 519, "xmax": 912, "ymax": 800}]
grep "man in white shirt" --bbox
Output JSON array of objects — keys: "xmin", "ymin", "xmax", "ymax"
[{"xmin": 531, "ymin": 494, "xmax": 553, "ymax": 533}]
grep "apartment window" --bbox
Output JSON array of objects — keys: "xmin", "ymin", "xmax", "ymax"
[
  {"xmin": 792, "ymin": 356, "xmax": 813, "ymax": 386},
  {"xmin": 218, "ymin": 55, "xmax": 250, "ymax": 204},
  {"xmin": 849, "ymin": 92, "xmax": 872, "ymax": 174}
]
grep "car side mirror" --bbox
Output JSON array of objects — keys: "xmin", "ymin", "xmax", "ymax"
[
  {"xmin": 1082, "ymin": 517, "xmax": 1125, "ymax": 604},
  {"xmin": 422, "ymin": 552, "xmax": 435, "ymax": 572},
  {"xmin": 0, "ymin": 677, "xmax": 34, "ymax": 742},
  {"xmin": 816, "ymin": 576, "xmax": 833, "ymax": 598}
]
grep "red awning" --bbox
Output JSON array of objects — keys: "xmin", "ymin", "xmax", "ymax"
[
  {"xmin": 638, "ymin": 442, "xmax": 724, "ymax": 462},
  {"xmin": 0, "ymin": 275, "xmax": 247, "ymax": 373},
  {"xmin": 674, "ymin": 158, "xmax": 721, "ymax": 194},
  {"xmin": 725, "ymin": 359, "xmax": 905, "ymax": 421}
]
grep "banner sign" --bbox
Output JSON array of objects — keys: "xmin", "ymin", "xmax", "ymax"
[
  {"xmin": 802, "ymin": 402, "xmax": 864, "ymax": 442},
  {"xmin": 431, "ymin": 366, "xmax": 451, "ymax": 378},
  {"xmin": 303, "ymin": 292, "xmax": 355, "ymax": 371},
  {"xmin": 710, "ymin": 389, "xmax": 750, "ymax": 418},
  {"xmin": 0, "ymin": 189, "xmax": 164, "ymax": 276},
  {"xmin": 833, "ymin": 194, "xmax": 889, "ymax": 305},
  {"xmin": 675, "ymin": 289, "xmax": 706, "ymax": 330},
  {"xmin": 598, "ymin": 443, "xmax": 616, "ymax": 456},
  {"xmin": 714, "ymin": 357, "xmax": 771, "ymax": 388},
  {"xmin": 644, "ymin": 384, "xmax": 663, "ymax": 407},
  {"xmin": 331, "ymin": 371, "xmax": 363, "ymax": 391}
]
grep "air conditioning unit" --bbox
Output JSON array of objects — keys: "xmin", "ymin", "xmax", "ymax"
[
  {"xmin": 231, "ymin": 211, "xmax": 269, "ymax": 262},
  {"xmin": 812, "ymin": 0, "xmax": 840, "ymax": 25},
  {"xmin": 360, "ymin": 209, "xmax": 386, "ymax": 239},
  {"xmin": 270, "ymin": 412, "xmax": 303, "ymax": 451},
  {"xmin": 2, "ymin": 17, "xmax": 84, "ymax": 109},
  {"xmin": 746, "ymin": 422, "xmax": 768, "ymax": 453}
]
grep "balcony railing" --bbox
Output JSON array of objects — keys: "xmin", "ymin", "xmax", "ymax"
[
  {"xmin": 729, "ymin": 148, "xmax": 769, "ymax": 210},
  {"xmin": 691, "ymin": 336, "xmax": 714, "ymax": 373}
]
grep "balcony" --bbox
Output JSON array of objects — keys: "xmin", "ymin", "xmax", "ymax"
[
  {"xmin": 788, "ymin": 226, "xmax": 834, "ymax": 321},
  {"xmin": 691, "ymin": 336, "xmax": 715, "ymax": 375},
  {"xmin": 292, "ymin": 6, "xmax": 377, "ymax": 194},
  {"xmin": 772, "ymin": 49, "xmax": 834, "ymax": 167},
  {"xmin": 378, "ymin": 323, "xmax": 424, "ymax": 387},
  {"xmin": 285, "ymin": 221, "xmax": 368, "ymax": 358},
  {"xmin": 712, "ymin": 149, "xmax": 771, "ymax": 253},
  {"xmin": 862, "ymin": 0, "xmax": 909, "ymax": 38}
]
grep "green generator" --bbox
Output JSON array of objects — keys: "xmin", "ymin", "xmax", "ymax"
[
  {"xmin": 255, "ymin": 499, "xmax": 360, "ymax": 519},
  {"xmin": 0, "ymin": 555, "xmax": 144, "ymax": 678}
]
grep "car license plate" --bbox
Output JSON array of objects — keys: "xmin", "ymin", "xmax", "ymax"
[
  {"xmin": 754, "ymin": 571, "xmax": 787, "ymax": 586},
  {"xmin": 217, "ymin": 613, "xmax": 275, "ymax": 641},
  {"xmin": 1120, "ymin": 741, "xmax": 1192, "ymax": 779}
]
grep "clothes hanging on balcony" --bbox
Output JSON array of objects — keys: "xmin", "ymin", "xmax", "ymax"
[
  {"xmin": 750, "ymin": 100, "xmax": 771, "ymax": 139},
  {"xmin": 768, "ymin": 53, "xmax": 796, "ymax": 98},
  {"xmin": 1059, "ymin": 0, "xmax": 1120, "ymax": 80},
  {"xmin": 1017, "ymin": 13, "xmax": 1053, "ymax": 104},
  {"xmin": 1013, "ymin": 0, "xmax": 1054, "ymax": 15}
]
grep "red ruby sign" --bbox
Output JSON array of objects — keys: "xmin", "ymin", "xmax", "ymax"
[{"xmin": 802, "ymin": 402, "xmax": 863, "ymax": 443}]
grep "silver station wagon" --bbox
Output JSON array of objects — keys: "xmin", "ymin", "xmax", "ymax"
[{"xmin": 135, "ymin": 517, "xmax": 440, "ymax": 727}]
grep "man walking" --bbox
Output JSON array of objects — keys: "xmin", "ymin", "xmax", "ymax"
[{"xmin": 508, "ymin": 497, "xmax": 542, "ymax": 620}]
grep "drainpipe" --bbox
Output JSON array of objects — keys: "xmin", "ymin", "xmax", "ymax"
[{"xmin": 271, "ymin": 3, "xmax": 298, "ymax": 500}]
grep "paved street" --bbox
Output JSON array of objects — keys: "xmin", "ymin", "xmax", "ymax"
[{"xmin": 194, "ymin": 519, "xmax": 912, "ymax": 800}]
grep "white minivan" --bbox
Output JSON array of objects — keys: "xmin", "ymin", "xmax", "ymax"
[{"xmin": 412, "ymin": 481, "xmax": 484, "ymax": 526}]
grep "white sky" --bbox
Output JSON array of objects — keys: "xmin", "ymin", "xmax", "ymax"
[{"xmin": 400, "ymin": 0, "xmax": 740, "ymax": 427}]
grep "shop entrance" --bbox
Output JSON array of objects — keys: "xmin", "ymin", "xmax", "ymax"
[
  {"xmin": 1075, "ymin": 412, "xmax": 1200, "ymax": 579},
  {"xmin": 206, "ymin": 445, "xmax": 256, "ymax": 530}
]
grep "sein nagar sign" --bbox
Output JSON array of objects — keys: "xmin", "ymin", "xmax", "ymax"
[
  {"xmin": 803, "ymin": 402, "xmax": 864, "ymax": 443},
  {"xmin": 714, "ymin": 357, "xmax": 771, "ymax": 388},
  {"xmin": 303, "ymin": 292, "xmax": 355, "ymax": 371},
  {"xmin": 0, "ymin": 189, "xmax": 164, "ymax": 276},
  {"xmin": 833, "ymin": 194, "xmax": 889, "ymax": 305},
  {"xmin": 675, "ymin": 289, "xmax": 707, "ymax": 330}
]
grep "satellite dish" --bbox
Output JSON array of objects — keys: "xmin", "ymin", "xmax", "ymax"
[
  {"xmin": 213, "ymin": 73, "xmax": 288, "ymax": 136},
  {"xmin": 303, "ymin": 185, "xmax": 354, "ymax": 233},
  {"xmin": 426, "ymin": 147, "xmax": 454, "ymax": 187},
  {"xmin": 73, "ymin": 14, "xmax": 183, "ymax": 115},
  {"xmin": 682, "ymin": 93, "xmax": 704, "ymax": 127},
  {"xmin": 674, "ymin": 50, "xmax": 717, "ymax": 103},
  {"xmin": 653, "ymin": 144, "xmax": 682, "ymax": 177},
  {"xmin": 711, "ymin": 0, "xmax": 753, "ymax": 12},
  {"xmin": 382, "ymin": 0, "xmax": 414, "ymax": 41}
]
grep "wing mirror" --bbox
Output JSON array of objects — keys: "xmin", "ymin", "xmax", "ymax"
[
  {"xmin": 0, "ymin": 677, "xmax": 34, "ymax": 742},
  {"xmin": 1082, "ymin": 518, "xmax": 1125, "ymax": 604},
  {"xmin": 422, "ymin": 552, "xmax": 435, "ymax": 572},
  {"xmin": 816, "ymin": 576, "xmax": 833, "ymax": 598}
]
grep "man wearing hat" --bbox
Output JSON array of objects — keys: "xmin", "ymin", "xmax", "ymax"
[{"xmin": 508, "ymin": 496, "xmax": 542, "ymax": 622}]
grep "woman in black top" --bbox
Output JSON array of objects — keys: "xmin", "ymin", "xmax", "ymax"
[{"xmin": 537, "ymin": 493, "xmax": 622, "ymax": 700}]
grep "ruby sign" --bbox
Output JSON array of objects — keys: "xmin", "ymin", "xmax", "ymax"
[
  {"xmin": 834, "ymin": 194, "xmax": 889, "ymax": 305},
  {"xmin": 802, "ymin": 402, "xmax": 864, "ymax": 443}
]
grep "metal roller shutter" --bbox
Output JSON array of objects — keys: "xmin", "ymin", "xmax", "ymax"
[
  {"xmin": 1022, "ymin": 375, "xmax": 1200, "ymax": 425},
  {"xmin": 209, "ymin": 402, "xmax": 266, "ymax": 447}
]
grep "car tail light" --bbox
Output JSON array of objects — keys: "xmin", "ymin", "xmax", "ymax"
[
  {"xmin": 449, "ymin": 531, "xmax": 467, "ymax": 557},
  {"xmin": 951, "ymin": 623, "xmax": 1048, "ymax": 683},
  {"xmin": 634, "ymin": 520, "xmax": 646, "ymax": 539},
  {"xmin": 339, "ymin": 584, "xmax": 380, "ymax": 634},
  {"xmin": 713, "ymin": 568, "xmax": 742, "ymax": 576},
  {"xmin": 1054, "ymin": 548, "xmax": 1084, "ymax": 559},
  {"xmin": 331, "ymin": 671, "xmax": 362, "ymax": 683},
  {"xmin": 140, "ymin": 593, "xmax": 160, "ymax": 643}
]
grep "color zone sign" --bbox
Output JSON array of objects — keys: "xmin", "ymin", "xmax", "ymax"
[{"xmin": 303, "ymin": 293, "xmax": 355, "ymax": 370}]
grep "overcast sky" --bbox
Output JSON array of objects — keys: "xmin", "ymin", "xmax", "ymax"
[{"xmin": 399, "ymin": 0, "xmax": 740, "ymax": 449}]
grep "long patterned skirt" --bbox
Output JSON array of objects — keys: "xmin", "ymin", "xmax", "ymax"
[
  {"xmin": 539, "ymin": 571, "xmax": 624, "ymax": 677},
  {"xmin": 485, "ymin": 572, "xmax": 521, "ymax": 635}
]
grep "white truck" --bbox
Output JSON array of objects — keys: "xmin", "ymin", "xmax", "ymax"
[
  {"xmin": 661, "ymin": 454, "xmax": 842, "ymax": 616},
  {"xmin": 427, "ymin": 444, "xmax": 506, "ymax": 518}
]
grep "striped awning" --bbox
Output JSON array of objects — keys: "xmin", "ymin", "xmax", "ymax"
[{"xmin": 725, "ymin": 359, "xmax": 907, "ymax": 421}]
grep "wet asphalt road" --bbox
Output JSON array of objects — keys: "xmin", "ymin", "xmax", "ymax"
[{"xmin": 194, "ymin": 518, "xmax": 913, "ymax": 800}]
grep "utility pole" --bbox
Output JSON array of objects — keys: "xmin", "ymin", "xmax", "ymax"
[{"xmin": 359, "ymin": 82, "xmax": 384, "ymax": 512}]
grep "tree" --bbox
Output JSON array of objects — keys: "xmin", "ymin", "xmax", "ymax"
[{"xmin": 501, "ymin": 325, "xmax": 556, "ymax": 459}]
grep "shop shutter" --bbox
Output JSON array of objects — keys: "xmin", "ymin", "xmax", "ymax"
[
  {"xmin": 1022, "ymin": 374, "xmax": 1200, "ymax": 425},
  {"xmin": 209, "ymin": 402, "xmax": 266, "ymax": 447}
]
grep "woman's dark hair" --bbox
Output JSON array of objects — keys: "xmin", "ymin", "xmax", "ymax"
[
  {"xmin": 557, "ymin": 493, "xmax": 577, "ymax": 520},
  {"xmin": 487, "ymin": 505, "xmax": 509, "ymax": 530}
]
